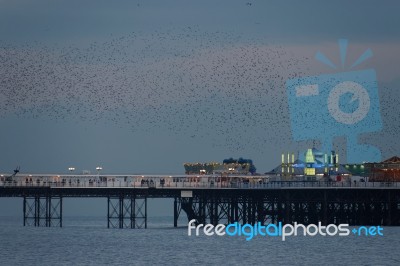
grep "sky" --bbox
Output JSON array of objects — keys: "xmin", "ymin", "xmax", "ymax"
[{"xmin": 0, "ymin": 1, "xmax": 399, "ymax": 216}]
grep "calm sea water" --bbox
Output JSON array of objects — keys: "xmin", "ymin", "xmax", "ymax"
[{"xmin": 0, "ymin": 216, "xmax": 399, "ymax": 266}]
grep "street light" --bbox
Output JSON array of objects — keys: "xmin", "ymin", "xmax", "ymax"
[
  {"xmin": 96, "ymin": 166, "xmax": 103, "ymax": 182},
  {"xmin": 68, "ymin": 167, "xmax": 75, "ymax": 172}
]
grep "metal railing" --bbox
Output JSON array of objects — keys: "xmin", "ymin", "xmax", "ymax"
[{"xmin": 1, "ymin": 180, "xmax": 399, "ymax": 189}]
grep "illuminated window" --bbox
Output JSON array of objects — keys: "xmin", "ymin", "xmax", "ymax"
[{"xmin": 305, "ymin": 168, "xmax": 315, "ymax": 176}]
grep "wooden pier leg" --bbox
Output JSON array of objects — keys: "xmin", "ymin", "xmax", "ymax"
[
  {"xmin": 323, "ymin": 190, "xmax": 327, "ymax": 226},
  {"xmin": 23, "ymin": 197, "xmax": 26, "ymax": 226},
  {"xmin": 174, "ymin": 197, "xmax": 178, "ymax": 227},
  {"xmin": 107, "ymin": 196, "xmax": 110, "ymax": 229},
  {"xmin": 119, "ymin": 196, "xmax": 123, "ymax": 229},
  {"xmin": 144, "ymin": 197, "xmax": 147, "ymax": 229}
]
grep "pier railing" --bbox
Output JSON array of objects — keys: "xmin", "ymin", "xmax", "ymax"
[{"xmin": 1, "ymin": 180, "xmax": 399, "ymax": 189}]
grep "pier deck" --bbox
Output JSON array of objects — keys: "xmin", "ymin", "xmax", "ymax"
[{"xmin": 1, "ymin": 175, "xmax": 400, "ymax": 228}]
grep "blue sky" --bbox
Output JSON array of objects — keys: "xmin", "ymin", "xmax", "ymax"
[
  {"xmin": 0, "ymin": 0, "xmax": 399, "ymax": 176},
  {"xmin": 0, "ymin": 0, "xmax": 399, "ymax": 218},
  {"xmin": 1, "ymin": 0, "xmax": 400, "ymax": 44}
]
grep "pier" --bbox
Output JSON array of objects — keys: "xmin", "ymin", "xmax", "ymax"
[{"xmin": 1, "ymin": 174, "xmax": 400, "ymax": 228}]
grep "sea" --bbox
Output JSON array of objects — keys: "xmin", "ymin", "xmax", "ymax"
[
  {"xmin": 0, "ymin": 215, "xmax": 400, "ymax": 266},
  {"xmin": 0, "ymin": 216, "xmax": 400, "ymax": 265}
]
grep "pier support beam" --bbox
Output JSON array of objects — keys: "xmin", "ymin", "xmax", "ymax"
[
  {"xmin": 174, "ymin": 197, "xmax": 177, "ymax": 227},
  {"xmin": 322, "ymin": 190, "xmax": 327, "ymax": 225},
  {"xmin": 23, "ymin": 196, "xmax": 62, "ymax": 227},
  {"xmin": 107, "ymin": 195, "xmax": 147, "ymax": 229},
  {"xmin": 177, "ymin": 189, "xmax": 400, "ymax": 227}
]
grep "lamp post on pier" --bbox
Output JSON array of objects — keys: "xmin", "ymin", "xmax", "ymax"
[{"xmin": 96, "ymin": 166, "xmax": 103, "ymax": 183}]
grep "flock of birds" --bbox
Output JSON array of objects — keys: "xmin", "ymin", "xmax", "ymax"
[{"xmin": 0, "ymin": 26, "xmax": 398, "ymax": 156}]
